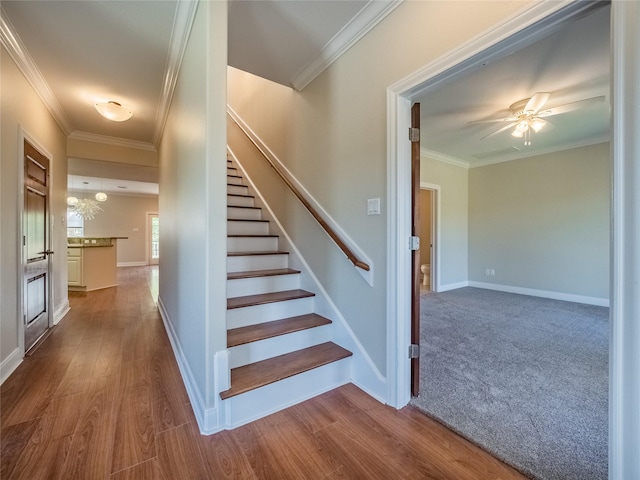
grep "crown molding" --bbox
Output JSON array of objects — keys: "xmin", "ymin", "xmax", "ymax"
[
  {"xmin": 69, "ymin": 131, "xmax": 157, "ymax": 152},
  {"xmin": 420, "ymin": 148, "xmax": 471, "ymax": 169},
  {"xmin": 291, "ymin": 0, "xmax": 404, "ymax": 91},
  {"xmin": 1, "ymin": 7, "xmax": 73, "ymax": 135},
  {"xmin": 152, "ymin": 0, "xmax": 199, "ymax": 146},
  {"xmin": 468, "ymin": 134, "xmax": 611, "ymax": 168}
]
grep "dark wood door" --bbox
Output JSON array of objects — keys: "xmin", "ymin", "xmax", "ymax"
[
  {"xmin": 411, "ymin": 103, "xmax": 421, "ymax": 397},
  {"xmin": 24, "ymin": 140, "xmax": 52, "ymax": 352}
]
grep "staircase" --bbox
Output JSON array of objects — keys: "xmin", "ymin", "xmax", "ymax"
[{"xmin": 220, "ymin": 156, "xmax": 352, "ymax": 425}]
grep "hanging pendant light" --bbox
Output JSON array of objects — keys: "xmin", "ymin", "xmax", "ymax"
[{"xmin": 95, "ymin": 191, "xmax": 108, "ymax": 202}]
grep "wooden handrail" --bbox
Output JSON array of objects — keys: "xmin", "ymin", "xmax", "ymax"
[{"xmin": 232, "ymin": 120, "xmax": 370, "ymax": 272}]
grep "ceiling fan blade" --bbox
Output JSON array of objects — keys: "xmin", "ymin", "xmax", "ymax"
[
  {"xmin": 543, "ymin": 95, "xmax": 606, "ymax": 116},
  {"xmin": 524, "ymin": 92, "xmax": 551, "ymax": 114},
  {"xmin": 480, "ymin": 122, "xmax": 517, "ymax": 140},
  {"xmin": 467, "ymin": 116, "xmax": 516, "ymax": 125}
]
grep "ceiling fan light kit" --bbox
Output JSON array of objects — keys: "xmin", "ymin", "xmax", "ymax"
[
  {"xmin": 470, "ymin": 92, "xmax": 605, "ymax": 147},
  {"xmin": 95, "ymin": 101, "xmax": 132, "ymax": 122}
]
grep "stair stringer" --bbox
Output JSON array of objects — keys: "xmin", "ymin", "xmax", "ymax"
[{"xmin": 227, "ymin": 147, "xmax": 387, "ymax": 404}]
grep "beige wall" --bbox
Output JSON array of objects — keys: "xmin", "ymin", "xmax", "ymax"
[
  {"xmin": 227, "ymin": 1, "xmax": 529, "ymax": 372},
  {"xmin": 421, "ymin": 156, "xmax": 469, "ymax": 289},
  {"xmin": 67, "ymin": 137, "xmax": 158, "ymax": 167},
  {"xmin": 469, "ymin": 143, "xmax": 610, "ymax": 300},
  {"xmin": 1, "ymin": 46, "xmax": 68, "ymax": 376},
  {"xmin": 158, "ymin": 0, "xmax": 227, "ymax": 422},
  {"xmin": 80, "ymin": 194, "xmax": 158, "ymax": 265}
]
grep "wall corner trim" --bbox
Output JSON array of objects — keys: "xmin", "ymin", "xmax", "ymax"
[{"xmin": 157, "ymin": 296, "xmax": 221, "ymax": 434}]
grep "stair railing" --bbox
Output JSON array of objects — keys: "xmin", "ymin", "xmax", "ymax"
[{"xmin": 229, "ymin": 113, "xmax": 370, "ymax": 272}]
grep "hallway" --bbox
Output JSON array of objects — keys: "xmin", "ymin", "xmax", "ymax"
[{"xmin": 1, "ymin": 267, "xmax": 525, "ymax": 479}]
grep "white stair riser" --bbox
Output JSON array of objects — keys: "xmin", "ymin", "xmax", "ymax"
[
  {"xmin": 227, "ymin": 195, "xmax": 254, "ymax": 208},
  {"xmin": 227, "ymin": 297, "xmax": 315, "ymax": 329},
  {"xmin": 227, "ymin": 236, "xmax": 278, "ymax": 253},
  {"xmin": 227, "ymin": 253, "xmax": 288, "ymax": 272},
  {"xmin": 228, "ymin": 167, "xmax": 238, "ymax": 175},
  {"xmin": 227, "ymin": 273, "xmax": 300, "ymax": 298},
  {"xmin": 227, "ymin": 207, "xmax": 261, "ymax": 220},
  {"xmin": 227, "ymin": 185, "xmax": 249, "ymax": 195},
  {"xmin": 221, "ymin": 358, "xmax": 351, "ymax": 429},
  {"xmin": 227, "ymin": 176, "xmax": 244, "ymax": 186},
  {"xmin": 228, "ymin": 324, "xmax": 332, "ymax": 368},
  {"xmin": 227, "ymin": 220, "xmax": 269, "ymax": 235}
]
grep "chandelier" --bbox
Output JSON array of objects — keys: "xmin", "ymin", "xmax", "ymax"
[
  {"xmin": 68, "ymin": 198, "xmax": 103, "ymax": 220},
  {"xmin": 67, "ymin": 179, "xmax": 108, "ymax": 220}
]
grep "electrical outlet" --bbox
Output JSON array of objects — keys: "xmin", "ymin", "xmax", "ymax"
[{"xmin": 485, "ymin": 268, "xmax": 491, "ymax": 276}]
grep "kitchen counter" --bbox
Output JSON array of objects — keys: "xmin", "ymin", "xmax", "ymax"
[{"xmin": 67, "ymin": 237, "xmax": 127, "ymax": 291}]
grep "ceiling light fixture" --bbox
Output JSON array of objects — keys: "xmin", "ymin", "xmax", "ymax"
[
  {"xmin": 95, "ymin": 191, "xmax": 108, "ymax": 202},
  {"xmin": 510, "ymin": 113, "xmax": 546, "ymax": 146},
  {"xmin": 95, "ymin": 101, "xmax": 132, "ymax": 122}
]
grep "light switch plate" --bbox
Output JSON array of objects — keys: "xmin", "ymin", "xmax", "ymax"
[{"xmin": 367, "ymin": 198, "xmax": 381, "ymax": 215}]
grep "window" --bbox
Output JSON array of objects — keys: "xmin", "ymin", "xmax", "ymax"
[{"xmin": 67, "ymin": 209, "xmax": 83, "ymax": 237}]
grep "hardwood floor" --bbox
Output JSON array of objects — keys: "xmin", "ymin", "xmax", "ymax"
[{"xmin": 0, "ymin": 267, "xmax": 527, "ymax": 479}]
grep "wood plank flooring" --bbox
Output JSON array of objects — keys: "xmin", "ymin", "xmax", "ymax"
[{"xmin": 0, "ymin": 266, "xmax": 527, "ymax": 479}]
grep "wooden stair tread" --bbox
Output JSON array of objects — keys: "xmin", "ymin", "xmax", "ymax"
[
  {"xmin": 227, "ymin": 218, "xmax": 268, "ymax": 223},
  {"xmin": 228, "ymin": 234, "xmax": 278, "ymax": 238},
  {"xmin": 227, "ymin": 268, "xmax": 300, "ymax": 280},
  {"xmin": 227, "ymin": 205, "xmax": 260, "ymax": 210},
  {"xmin": 220, "ymin": 342, "xmax": 352, "ymax": 399},
  {"xmin": 227, "ymin": 313, "xmax": 332, "ymax": 347},
  {"xmin": 227, "ymin": 251, "xmax": 287, "ymax": 257},
  {"xmin": 227, "ymin": 289, "xmax": 314, "ymax": 309},
  {"xmin": 227, "ymin": 193, "xmax": 254, "ymax": 198}
]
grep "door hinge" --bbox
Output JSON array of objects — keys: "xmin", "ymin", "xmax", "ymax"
[
  {"xmin": 409, "ymin": 236, "xmax": 420, "ymax": 250},
  {"xmin": 409, "ymin": 344, "xmax": 420, "ymax": 359},
  {"xmin": 409, "ymin": 127, "xmax": 420, "ymax": 142}
]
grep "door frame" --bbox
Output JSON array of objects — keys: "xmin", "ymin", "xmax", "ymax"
[
  {"xmin": 146, "ymin": 211, "xmax": 159, "ymax": 265},
  {"xmin": 386, "ymin": 2, "xmax": 639, "ymax": 477},
  {"xmin": 18, "ymin": 127, "xmax": 54, "ymax": 355}
]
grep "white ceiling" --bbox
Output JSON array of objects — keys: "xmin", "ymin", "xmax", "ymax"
[
  {"xmin": 416, "ymin": 5, "xmax": 610, "ymax": 167},
  {"xmin": 1, "ymin": 1, "xmax": 610, "ymax": 184}
]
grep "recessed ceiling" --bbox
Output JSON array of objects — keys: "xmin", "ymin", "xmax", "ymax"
[
  {"xmin": 417, "ymin": 5, "xmax": 610, "ymax": 167},
  {"xmin": 68, "ymin": 175, "xmax": 159, "ymax": 197}
]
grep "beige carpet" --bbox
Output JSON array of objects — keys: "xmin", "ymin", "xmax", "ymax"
[{"xmin": 410, "ymin": 287, "xmax": 608, "ymax": 480}]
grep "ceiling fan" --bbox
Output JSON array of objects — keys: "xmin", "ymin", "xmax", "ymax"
[{"xmin": 468, "ymin": 92, "xmax": 605, "ymax": 146}]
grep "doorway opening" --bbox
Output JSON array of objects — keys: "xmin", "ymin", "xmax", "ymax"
[{"xmin": 418, "ymin": 185, "xmax": 438, "ymax": 293}]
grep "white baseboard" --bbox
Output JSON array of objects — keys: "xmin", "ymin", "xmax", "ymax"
[
  {"xmin": 53, "ymin": 300, "xmax": 70, "ymax": 325},
  {"xmin": 438, "ymin": 281, "xmax": 470, "ymax": 292},
  {"xmin": 469, "ymin": 281, "xmax": 610, "ymax": 307},
  {"xmin": 1, "ymin": 348, "xmax": 23, "ymax": 385},
  {"xmin": 157, "ymin": 296, "xmax": 222, "ymax": 434},
  {"xmin": 117, "ymin": 261, "xmax": 147, "ymax": 267}
]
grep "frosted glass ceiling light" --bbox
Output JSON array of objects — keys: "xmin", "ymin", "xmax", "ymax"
[
  {"xmin": 95, "ymin": 191, "xmax": 108, "ymax": 202},
  {"xmin": 95, "ymin": 101, "xmax": 132, "ymax": 122},
  {"xmin": 67, "ymin": 196, "xmax": 79, "ymax": 206}
]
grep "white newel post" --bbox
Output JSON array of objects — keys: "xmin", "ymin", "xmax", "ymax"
[{"xmin": 610, "ymin": 2, "xmax": 640, "ymax": 479}]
